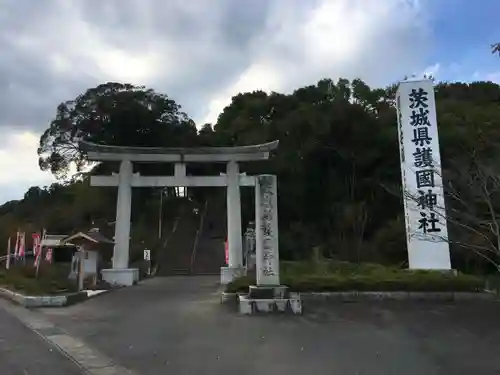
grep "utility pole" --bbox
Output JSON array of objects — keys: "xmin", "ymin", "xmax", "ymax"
[{"xmin": 158, "ymin": 188, "xmax": 166, "ymax": 239}]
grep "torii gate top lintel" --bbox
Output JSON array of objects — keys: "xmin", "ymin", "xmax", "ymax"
[{"xmin": 80, "ymin": 140, "xmax": 279, "ymax": 163}]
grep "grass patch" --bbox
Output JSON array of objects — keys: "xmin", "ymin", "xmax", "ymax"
[
  {"xmin": 0, "ymin": 263, "xmax": 78, "ymax": 296},
  {"xmin": 226, "ymin": 261, "xmax": 484, "ymax": 294}
]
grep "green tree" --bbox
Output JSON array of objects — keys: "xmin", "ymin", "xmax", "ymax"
[
  {"xmin": 2, "ymin": 77, "xmax": 498, "ymax": 272},
  {"xmin": 212, "ymin": 78, "xmax": 401, "ymax": 260},
  {"xmin": 212, "ymin": 77, "xmax": 500, "ymax": 268},
  {"xmin": 38, "ymin": 82, "xmax": 198, "ymax": 179}
]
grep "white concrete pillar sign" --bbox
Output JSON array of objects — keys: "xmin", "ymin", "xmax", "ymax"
[
  {"xmin": 255, "ymin": 175, "xmax": 280, "ymax": 286},
  {"xmin": 396, "ymin": 79, "xmax": 451, "ymax": 270}
]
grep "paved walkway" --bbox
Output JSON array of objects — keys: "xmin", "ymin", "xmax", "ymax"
[
  {"xmin": 0, "ymin": 302, "xmax": 84, "ymax": 375},
  {"xmin": 4, "ymin": 276, "xmax": 500, "ymax": 374}
]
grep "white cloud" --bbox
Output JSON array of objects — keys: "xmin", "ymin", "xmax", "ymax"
[
  {"xmin": 421, "ymin": 63, "xmax": 441, "ymax": 78},
  {"xmin": 472, "ymin": 70, "xmax": 500, "ymax": 83},
  {"xmin": 422, "ymin": 61, "xmax": 500, "ymax": 84},
  {"xmin": 0, "ymin": 131, "xmax": 51, "ymax": 184},
  {"xmin": 0, "ymin": 131, "xmax": 55, "ymax": 201},
  {"xmin": 202, "ymin": 0, "xmax": 429, "ymax": 124},
  {"xmin": 0, "ymin": 0, "xmax": 432, "ymax": 203},
  {"xmin": 10, "ymin": 2, "xmax": 171, "ymax": 86},
  {"xmin": 486, "ymin": 72, "xmax": 500, "ymax": 83}
]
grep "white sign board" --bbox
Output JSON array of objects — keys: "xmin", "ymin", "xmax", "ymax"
[
  {"xmin": 143, "ymin": 249, "xmax": 150, "ymax": 261},
  {"xmin": 82, "ymin": 250, "xmax": 98, "ymax": 275},
  {"xmin": 396, "ymin": 79, "xmax": 451, "ymax": 270}
]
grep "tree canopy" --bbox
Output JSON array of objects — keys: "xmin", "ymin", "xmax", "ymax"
[
  {"xmin": 38, "ymin": 82, "xmax": 198, "ymax": 178},
  {"xmin": 3, "ymin": 77, "xmax": 500, "ymax": 273}
]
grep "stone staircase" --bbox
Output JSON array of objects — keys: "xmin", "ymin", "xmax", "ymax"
[
  {"xmin": 190, "ymin": 192, "xmax": 226, "ymax": 275},
  {"xmin": 157, "ymin": 198, "xmax": 200, "ymax": 276}
]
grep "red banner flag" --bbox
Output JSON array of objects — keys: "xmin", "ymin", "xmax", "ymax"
[
  {"xmin": 32, "ymin": 233, "xmax": 41, "ymax": 267},
  {"xmin": 18, "ymin": 233, "xmax": 25, "ymax": 257},
  {"xmin": 13, "ymin": 231, "xmax": 19, "ymax": 257},
  {"xmin": 224, "ymin": 239, "xmax": 229, "ymax": 265}
]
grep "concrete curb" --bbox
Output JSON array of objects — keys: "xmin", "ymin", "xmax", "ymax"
[
  {"xmin": 300, "ymin": 291, "xmax": 497, "ymax": 302},
  {"xmin": 221, "ymin": 290, "xmax": 497, "ymax": 304},
  {"xmin": 0, "ymin": 287, "xmax": 88, "ymax": 307},
  {"xmin": 0, "ymin": 287, "xmax": 120, "ymax": 308},
  {"xmin": 221, "ymin": 291, "xmax": 238, "ymax": 304}
]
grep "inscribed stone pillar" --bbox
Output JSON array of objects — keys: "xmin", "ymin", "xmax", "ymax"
[
  {"xmin": 255, "ymin": 175, "xmax": 280, "ymax": 286},
  {"xmin": 113, "ymin": 160, "xmax": 133, "ymax": 269},
  {"xmin": 226, "ymin": 160, "xmax": 243, "ymax": 268}
]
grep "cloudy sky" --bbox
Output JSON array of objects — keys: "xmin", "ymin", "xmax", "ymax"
[{"xmin": 1, "ymin": 0, "xmax": 499, "ymax": 204}]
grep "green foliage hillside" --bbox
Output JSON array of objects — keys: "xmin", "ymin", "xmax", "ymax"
[{"xmin": 2, "ymin": 78, "xmax": 500, "ymax": 274}]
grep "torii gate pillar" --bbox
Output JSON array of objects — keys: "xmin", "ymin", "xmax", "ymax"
[
  {"xmin": 101, "ymin": 160, "xmax": 139, "ymax": 285},
  {"xmin": 81, "ymin": 140, "xmax": 279, "ymax": 286},
  {"xmin": 221, "ymin": 160, "xmax": 245, "ymax": 284}
]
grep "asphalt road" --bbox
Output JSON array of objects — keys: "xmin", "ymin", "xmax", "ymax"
[
  {"xmin": 35, "ymin": 276, "xmax": 500, "ymax": 375},
  {"xmin": 0, "ymin": 305, "xmax": 84, "ymax": 375}
]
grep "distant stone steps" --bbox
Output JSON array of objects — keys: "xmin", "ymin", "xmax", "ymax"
[
  {"xmin": 157, "ymin": 198, "xmax": 200, "ymax": 276},
  {"xmin": 190, "ymin": 192, "xmax": 226, "ymax": 275},
  {"xmin": 162, "ymin": 268, "xmax": 191, "ymax": 275},
  {"xmin": 157, "ymin": 192, "xmax": 227, "ymax": 277}
]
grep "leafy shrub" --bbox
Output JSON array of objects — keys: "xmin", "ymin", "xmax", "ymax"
[
  {"xmin": 227, "ymin": 275, "xmax": 255, "ymax": 293},
  {"xmin": 281, "ymin": 260, "xmax": 399, "ymax": 277},
  {"xmin": 226, "ymin": 261, "xmax": 484, "ymax": 293},
  {"xmin": 0, "ymin": 264, "xmax": 77, "ymax": 295}
]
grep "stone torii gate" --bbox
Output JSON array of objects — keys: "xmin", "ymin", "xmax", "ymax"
[{"xmin": 80, "ymin": 141, "xmax": 281, "ymax": 287}]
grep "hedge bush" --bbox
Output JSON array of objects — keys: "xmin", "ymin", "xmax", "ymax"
[
  {"xmin": 226, "ymin": 261, "xmax": 484, "ymax": 293},
  {"xmin": 0, "ymin": 264, "xmax": 77, "ymax": 295},
  {"xmin": 280, "ymin": 260, "xmax": 398, "ymax": 276}
]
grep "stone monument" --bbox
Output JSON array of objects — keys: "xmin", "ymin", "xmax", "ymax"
[{"xmin": 237, "ymin": 175, "xmax": 302, "ymax": 314}]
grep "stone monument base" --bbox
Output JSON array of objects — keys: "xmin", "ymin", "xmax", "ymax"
[
  {"xmin": 101, "ymin": 268, "xmax": 139, "ymax": 286},
  {"xmin": 238, "ymin": 285, "xmax": 302, "ymax": 315},
  {"xmin": 220, "ymin": 266, "xmax": 246, "ymax": 285}
]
